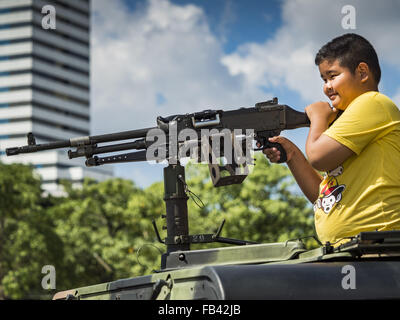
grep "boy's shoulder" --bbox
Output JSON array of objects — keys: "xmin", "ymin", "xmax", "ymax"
[
  {"xmin": 348, "ymin": 91, "xmax": 399, "ymax": 117},
  {"xmin": 365, "ymin": 91, "xmax": 397, "ymax": 107}
]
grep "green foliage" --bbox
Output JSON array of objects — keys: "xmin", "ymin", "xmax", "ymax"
[
  {"xmin": 49, "ymin": 178, "xmax": 165, "ymax": 291},
  {"xmin": 184, "ymin": 154, "xmax": 315, "ymax": 247},
  {"xmin": 0, "ymin": 163, "xmax": 63, "ymax": 299},
  {"xmin": 0, "ymin": 154, "xmax": 315, "ymax": 299}
]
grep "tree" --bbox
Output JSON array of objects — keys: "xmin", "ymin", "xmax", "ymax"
[
  {"xmin": 0, "ymin": 163, "xmax": 63, "ymax": 299},
  {"xmin": 48, "ymin": 178, "xmax": 165, "ymax": 292}
]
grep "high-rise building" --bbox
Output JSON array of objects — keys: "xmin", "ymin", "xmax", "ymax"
[{"xmin": 0, "ymin": 0, "xmax": 113, "ymax": 194}]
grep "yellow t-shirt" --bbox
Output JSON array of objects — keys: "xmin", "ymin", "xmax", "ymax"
[{"xmin": 314, "ymin": 91, "xmax": 400, "ymax": 245}]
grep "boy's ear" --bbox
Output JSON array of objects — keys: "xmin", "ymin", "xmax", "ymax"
[{"xmin": 357, "ymin": 62, "xmax": 370, "ymax": 83}]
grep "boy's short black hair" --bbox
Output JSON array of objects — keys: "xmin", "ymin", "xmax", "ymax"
[{"xmin": 315, "ymin": 33, "xmax": 381, "ymax": 84}]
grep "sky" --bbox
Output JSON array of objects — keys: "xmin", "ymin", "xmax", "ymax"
[{"xmin": 89, "ymin": 0, "xmax": 400, "ymax": 188}]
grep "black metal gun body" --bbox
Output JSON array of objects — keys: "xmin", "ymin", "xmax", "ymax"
[
  {"xmin": 156, "ymin": 98, "xmax": 309, "ymax": 163},
  {"xmin": 158, "ymin": 100, "xmax": 308, "ymax": 133},
  {"xmin": 6, "ymin": 98, "xmax": 309, "ymax": 186}
]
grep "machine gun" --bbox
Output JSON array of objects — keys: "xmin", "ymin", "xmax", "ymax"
[
  {"xmin": 6, "ymin": 98, "xmax": 309, "ymax": 267},
  {"xmin": 7, "ymin": 98, "xmax": 309, "ymax": 185}
]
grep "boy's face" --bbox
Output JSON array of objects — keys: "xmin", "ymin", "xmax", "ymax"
[{"xmin": 318, "ymin": 59, "xmax": 363, "ymax": 110}]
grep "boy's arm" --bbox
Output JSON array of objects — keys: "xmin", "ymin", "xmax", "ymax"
[
  {"xmin": 305, "ymin": 102, "xmax": 355, "ymax": 171},
  {"xmin": 264, "ymin": 136, "xmax": 323, "ymax": 203},
  {"xmin": 287, "ymin": 147, "xmax": 323, "ymax": 203}
]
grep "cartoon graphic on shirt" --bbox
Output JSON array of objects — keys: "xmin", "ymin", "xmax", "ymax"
[{"xmin": 314, "ymin": 165, "xmax": 346, "ymax": 214}]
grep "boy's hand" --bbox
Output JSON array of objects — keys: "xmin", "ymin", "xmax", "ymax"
[
  {"xmin": 258, "ymin": 136, "xmax": 297, "ymax": 164},
  {"xmin": 305, "ymin": 101, "xmax": 339, "ymax": 125}
]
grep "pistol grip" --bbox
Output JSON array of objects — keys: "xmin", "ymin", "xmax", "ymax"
[
  {"xmin": 256, "ymin": 137, "xmax": 287, "ymax": 163},
  {"xmin": 264, "ymin": 141, "xmax": 287, "ymax": 163}
]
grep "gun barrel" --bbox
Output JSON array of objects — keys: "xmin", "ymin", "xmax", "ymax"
[
  {"xmin": 5, "ymin": 127, "xmax": 157, "ymax": 157},
  {"xmin": 6, "ymin": 140, "xmax": 71, "ymax": 156}
]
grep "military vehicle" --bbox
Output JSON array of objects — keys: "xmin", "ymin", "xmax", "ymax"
[
  {"xmin": 51, "ymin": 231, "xmax": 400, "ymax": 300},
  {"xmin": 7, "ymin": 98, "xmax": 400, "ymax": 300}
]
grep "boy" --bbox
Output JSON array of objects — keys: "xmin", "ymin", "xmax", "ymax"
[{"xmin": 264, "ymin": 33, "xmax": 400, "ymax": 246}]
